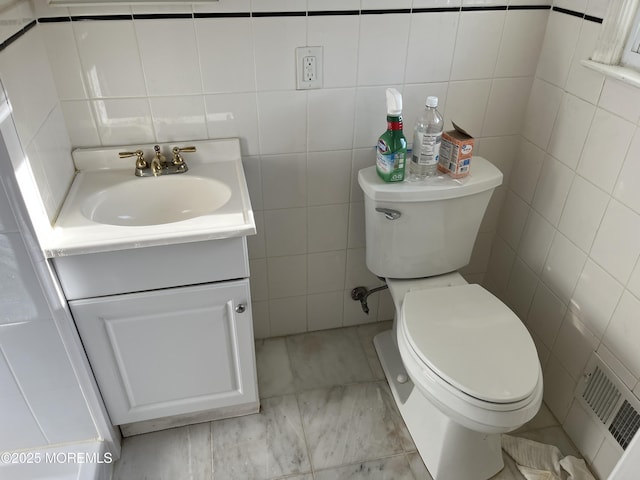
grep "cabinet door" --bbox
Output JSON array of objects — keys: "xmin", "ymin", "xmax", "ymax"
[{"xmin": 70, "ymin": 280, "xmax": 257, "ymax": 425}]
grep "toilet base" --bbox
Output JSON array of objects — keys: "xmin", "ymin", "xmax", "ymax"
[{"xmin": 374, "ymin": 329, "xmax": 504, "ymax": 480}]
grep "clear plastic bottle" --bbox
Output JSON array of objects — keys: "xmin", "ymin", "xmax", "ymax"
[{"xmin": 408, "ymin": 96, "xmax": 444, "ymax": 181}]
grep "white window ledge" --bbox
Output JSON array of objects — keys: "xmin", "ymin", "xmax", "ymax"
[{"xmin": 582, "ymin": 59, "xmax": 640, "ymax": 89}]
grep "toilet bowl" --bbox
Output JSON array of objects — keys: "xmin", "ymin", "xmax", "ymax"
[
  {"xmin": 399, "ymin": 280, "xmax": 542, "ymax": 432},
  {"xmin": 374, "ymin": 274, "xmax": 543, "ymax": 480}
]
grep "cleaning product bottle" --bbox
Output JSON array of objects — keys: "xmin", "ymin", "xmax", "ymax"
[
  {"xmin": 376, "ymin": 88, "xmax": 407, "ymax": 183},
  {"xmin": 408, "ymin": 95, "xmax": 443, "ymax": 181}
]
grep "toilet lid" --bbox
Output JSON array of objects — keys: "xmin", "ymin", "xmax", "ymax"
[{"xmin": 401, "ymin": 284, "xmax": 540, "ymax": 404}]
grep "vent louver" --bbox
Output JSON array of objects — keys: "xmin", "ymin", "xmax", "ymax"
[
  {"xmin": 608, "ymin": 400, "xmax": 640, "ymax": 450},
  {"xmin": 576, "ymin": 354, "xmax": 640, "ymax": 451},
  {"xmin": 582, "ymin": 365, "xmax": 621, "ymax": 423}
]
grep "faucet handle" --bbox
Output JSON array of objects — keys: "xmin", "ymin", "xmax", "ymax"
[
  {"xmin": 119, "ymin": 149, "xmax": 147, "ymax": 169},
  {"xmin": 172, "ymin": 145, "xmax": 196, "ymax": 166}
]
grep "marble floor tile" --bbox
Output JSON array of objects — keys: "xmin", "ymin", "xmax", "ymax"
[
  {"xmin": 407, "ymin": 449, "xmax": 527, "ymax": 480},
  {"xmin": 112, "ymin": 422, "xmax": 211, "ymax": 480},
  {"xmin": 255, "ymin": 337, "xmax": 296, "ymax": 399},
  {"xmin": 406, "ymin": 452, "xmax": 433, "ymax": 480},
  {"xmin": 356, "ymin": 320, "xmax": 393, "ymax": 380},
  {"xmin": 286, "ymin": 328, "xmax": 374, "ymax": 391},
  {"xmin": 314, "ymin": 455, "xmax": 416, "ymax": 480},
  {"xmin": 515, "ymin": 426, "xmax": 581, "ymax": 457},
  {"xmin": 270, "ymin": 475, "xmax": 313, "ymax": 480},
  {"xmin": 514, "ymin": 403, "xmax": 559, "ymax": 433},
  {"xmin": 298, "ymin": 381, "xmax": 413, "ymax": 470},
  {"xmin": 112, "ymin": 324, "xmax": 580, "ymax": 480},
  {"xmin": 211, "ymin": 395, "xmax": 310, "ymax": 480}
]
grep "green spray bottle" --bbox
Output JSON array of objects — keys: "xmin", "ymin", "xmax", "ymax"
[{"xmin": 376, "ymin": 88, "xmax": 407, "ymax": 183}]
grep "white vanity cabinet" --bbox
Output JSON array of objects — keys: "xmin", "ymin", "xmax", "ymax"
[
  {"xmin": 69, "ymin": 279, "xmax": 256, "ymax": 427},
  {"xmin": 54, "ymin": 236, "xmax": 259, "ymax": 434}
]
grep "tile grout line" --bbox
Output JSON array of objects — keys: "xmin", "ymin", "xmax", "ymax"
[{"xmin": 282, "ymin": 334, "xmax": 316, "ymax": 478}]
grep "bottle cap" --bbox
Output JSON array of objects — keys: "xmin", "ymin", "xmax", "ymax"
[
  {"xmin": 426, "ymin": 96, "xmax": 438, "ymax": 108},
  {"xmin": 386, "ymin": 88, "xmax": 403, "ymax": 115}
]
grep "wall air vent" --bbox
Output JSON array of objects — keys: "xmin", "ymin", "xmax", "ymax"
[
  {"xmin": 608, "ymin": 400, "xmax": 640, "ymax": 450},
  {"xmin": 576, "ymin": 353, "xmax": 640, "ymax": 451}
]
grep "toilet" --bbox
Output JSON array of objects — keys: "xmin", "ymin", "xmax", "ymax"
[{"xmin": 358, "ymin": 158, "xmax": 543, "ymax": 480}]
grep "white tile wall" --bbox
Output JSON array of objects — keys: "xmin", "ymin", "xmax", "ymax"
[
  {"xmin": 0, "ymin": 28, "xmax": 59, "ymax": 148},
  {"xmin": 151, "ymin": 96, "xmax": 208, "ymax": 142},
  {"xmin": 557, "ymin": 175, "xmax": 608, "ymax": 252},
  {"xmin": 482, "ymin": 77, "xmax": 532, "ymax": 137},
  {"xmin": 590, "ymin": 200, "xmax": 640, "ymax": 284},
  {"xmin": 136, "ymin": 19, "xmax": 201, "ymax": 96},
  {"xmin": 522, "ymin": 78, "xmax": 563, "ymax": 150},
  {"xmin": 14, "ymin": 8, "xmax": 640, "ymax": 475},
  {"xmin": 576, "ymin": 108, "xmax": 635, "ymax": 193},
  {"xmin": 405, "ymin": 12, "xmax": 458, "ymax": 84},
  {"xmin": 535, "ymin": 11, "xmax": 581, "ymax": 88},
  {"xmin": 0, "ymin": 75, "xmax": 97, "ymax": 455},
  {"xmin": 358, "ymin": 14, "xmax": 411, "ymax": 86},
  {"xmin": 510, "ymin": 138, "xmax": 544, "ymax": 203},
  {"xmin": 497, "ymin": 189, "xmax": 529, "ymax": 249},
  {"xmin": 504, "ymin": 257, "xmax": 538, "ymax": 319},
  {"xmin": 542, "ymin": 231, "xmax": 586, "ymax": 310},
  {"xmin": 494, "ymin": 10, "xmax": 547, "ymax": 78},
  {"xmin": 450, "ymin": 11, "xmax": 505, "ymax": 81},
  {"xmin": 0, "ymin": 232, "xmax": 50, "ymax": 324},
  {"xmin": 603, "ymin": 292, "xmax": 640, "ymax": 378},
  {"xmin": 205, "ymin": 93, "xmax": 260, "ymax": 154},
  {"xmin": 307, "ymin": 90, "xmax": 356, "ymax": 152},
  {"xmin": 307, "ymin": 151, "xmax": 351, "ymax": 205},
  {"xmin": 253, "ymin": 17, "xmax": 306, "ymax": 91},
  {"xmin": 485, "ymin": 8, "xmax": 640, "ymax": 477},
  {"xmin": 307, "ymin": 291, "xmax": 343, "ymax": 331},
  {"xmin": 518, "ymin": 209, "xmax": 555, "ymax": 274},
  {"xmin": 531, "ymin": 154, "xmax": 573, "ymax": 226},
  {"xmin": 613, "ymin": 127, "xmax": 640, "ymax": 213},
  {"xmin": 74, "ymin": 20, "xmax": 147, "ymax": 98},
  {"xmin": 547, "ymin": 93, "xmax": 595, "ymax": 170},
  {"xmin": 91, "ymin": 98, "xmax": 155, "ymax": 145},
  {"xmin": 570, "ymin": 260, "xmax": 624, "ymax": 338},
  {"xmin": 197, "ymin": 18, "xmax": 256, "ymax": 94},
  {"xmin": 444, "ymin": 79, "xmax": 492, "ymax": 134},
  {"xmin": 564, "ymin": 20, "xmax": 605, "ymax": 104}
]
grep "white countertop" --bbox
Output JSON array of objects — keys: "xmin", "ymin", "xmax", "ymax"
[{"xmin": 42, "ymin": 138, "xmax": 256, "ymax": 258}]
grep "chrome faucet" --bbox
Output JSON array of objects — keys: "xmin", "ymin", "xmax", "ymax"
[{"xmin": 119, "ymin": 145, "xmax": 194, "ymax": 177}]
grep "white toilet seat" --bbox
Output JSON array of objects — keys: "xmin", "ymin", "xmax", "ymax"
[{"xmin": 397, "ymin": 283, "xmax": 543, "ymax": 434}]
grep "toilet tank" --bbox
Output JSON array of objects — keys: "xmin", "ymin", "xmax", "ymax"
[{"xmin": 358, "ymin": 157, "xmax": 502, "ymax": 279}]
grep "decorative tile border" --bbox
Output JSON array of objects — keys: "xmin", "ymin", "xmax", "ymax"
[
  {"xmin": 0, "ymin": 5, "xmax": 604, "ymax": 54},
  {"xmin": 0, "ymin": 20, "xmax": 36, "ymax": 52},
  {"xmin": 33, "ymin": 4, "xmax": 604, "ymax": 22},
  {"xmin": 553, "ymin": 5, "xmax": 603, "ymax": 23}
]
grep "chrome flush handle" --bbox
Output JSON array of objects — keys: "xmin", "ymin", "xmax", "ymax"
[{"xmin": 375, "ymin": 207, "xmax": 402, "ymax": 220}]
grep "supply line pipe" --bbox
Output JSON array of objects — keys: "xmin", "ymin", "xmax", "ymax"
[{"xmin": 351, "ymin": 284, "xmax": 389, "ymax": 314}]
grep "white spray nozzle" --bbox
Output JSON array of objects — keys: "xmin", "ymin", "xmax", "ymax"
[{"xmin": 386, "ymin": 88, "xmax": 403, "ymax": 115}]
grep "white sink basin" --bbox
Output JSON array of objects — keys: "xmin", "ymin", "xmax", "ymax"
[
  {"xmin": 45, "ymin": 138, "xmax": 255, "ymax": 257},
  {"xmin": 81, "ymin": 175, "xmax": 232, "ymax": 226}
]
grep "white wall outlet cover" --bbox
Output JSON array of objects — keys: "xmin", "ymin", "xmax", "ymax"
[{"xmin": 295, "ymin": 46, "xmax": 323, "ymax": 90}]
